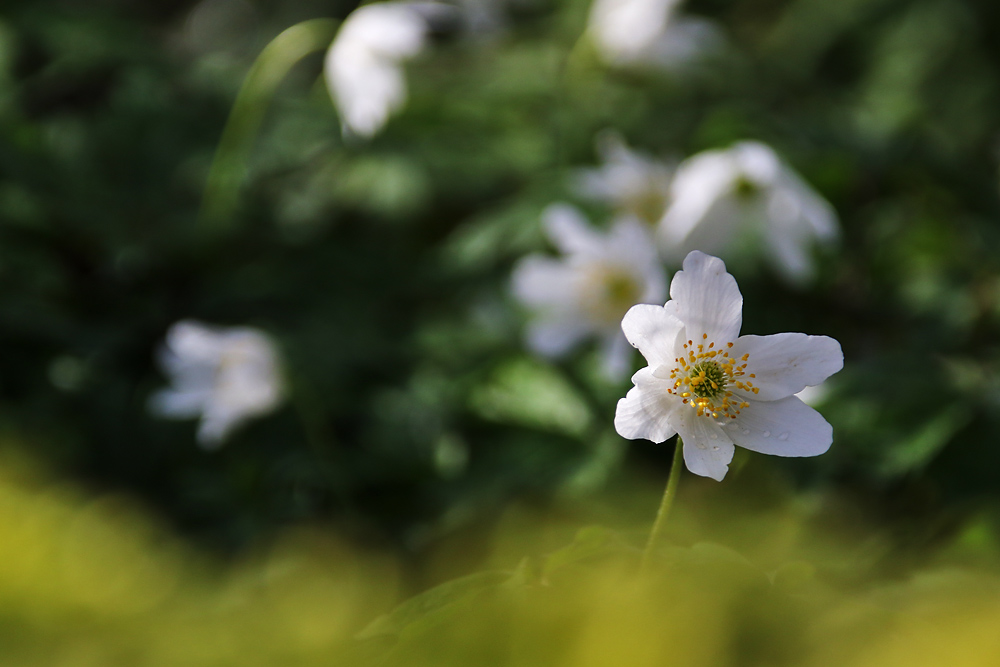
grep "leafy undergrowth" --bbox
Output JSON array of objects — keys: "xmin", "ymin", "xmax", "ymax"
[{"xmin": 2, "ymin": 451, "xmax": 1000, "ymax": 666}]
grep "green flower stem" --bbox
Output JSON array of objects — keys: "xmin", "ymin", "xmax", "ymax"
[
  {"xmin": 200, "ymin": 18, "xmax": 340, "ymax": 232},
  {"xmin": 640, "ymin": 437, "xmax": 684, "ymax": 573}
]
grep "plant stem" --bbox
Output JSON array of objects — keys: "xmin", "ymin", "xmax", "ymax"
[
  {"xmin": 640, "ymin": 437, "xmax": 684, "ymax": 573},
  {"xmin": 200, "ymin": 18, "xmax": 340, "ymax": 232}
]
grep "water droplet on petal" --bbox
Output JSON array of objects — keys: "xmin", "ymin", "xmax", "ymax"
[
  {"xmin": 709, "ymin": 433, "xmax": 718, "ymax": 440},
  {"xmin": 712, "ymin": 446, "xmax": 720, "ymax": 451},
  {"xmin": 697, "ymin": 443, "xmax": 706, "ymax": 450},
  {"xmin": 742, "ymin": 429, "xmax": 750, "ymax": 435},
  {"xmin": 778, "ymin": 432, "xmax": 790, "ymax": 441},
  {"xmin": 762, "ymin": 430, "xmax": 771, "ymax": 438}
]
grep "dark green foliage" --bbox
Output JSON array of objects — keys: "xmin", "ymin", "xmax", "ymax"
[{"xmin": 3, "ymin": 0, "xmax": 1000, "ymax": 558}]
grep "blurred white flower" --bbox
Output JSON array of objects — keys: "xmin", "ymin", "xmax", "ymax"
[
  {"xmin": 587, "ymin": 0, "xmax": 720, "ymax": 69},
  {"xmin": 615, "ymin": 251, "xmax": 843, "ymax": 480},
  {"xmin": 149, "ymin": 321, "xmax": 284, "ymax": 448},
  {"xmin": 573, "ymin": 131, "xmax": 675, "ymax": 227},
  {"xmin": 659, "ymin": 141, "xmax": 839, "ymax": 284},
  {"xmin": 512, "ymin": 204, "xmax": 666, "ymax": 380},
  {"xmin": 324, "ymin": 3, "xmax": 430, "ymax": 138},
  {"xmin": 457, "ymin": 0, "xmax": 507, "ymax": 35}
]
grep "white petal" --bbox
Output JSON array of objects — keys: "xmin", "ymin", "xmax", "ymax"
[
  {"xmin": 675, "ymin": 411, "xmax": 735, "ymax": 481},
  {"xmin": 647, "ymin": 16, "xmax": 722, "ymax": 67},
  {"xmin": 588, "ymin": 0, "xmax": 677, "ymax": 63},
  {"xmin": 776, "ymin": 168, "xmax": 839, "ymax": 243},
  {"xmin": 669, "ymin": 250, "xmax": 743, "ymax": 344},
  {"xmin": 511, "ymin": 256, "xmax": 578, "ymax": 308},
  {"xmin": 730, "ymin": 396, "xmax": 832, "ymax": 457},
  {"xmin": 762, "ymin": 170, "xmax": 839, "ymax": 284},
  {"xmin": 165, "ymin": 320, "xmax": 225, "ymax": 364},
  {"xmin": 659, "ymin": 150, "xmax": 743, "ymax": 252},
  {"xmin": 324, "ymin": 3, "xmax": 427, "ymax": 138},
  {"xmin": 196, "ymin": 407, "xmax": 243, "ymax": 450},
  {"xmin": 731, "ymin": 141, "xmax": 781, "ymax": 185},
  {"xmin": 764, "ymin": 214, "xmax": 814, "ymax": 284},
  {"xmin": 148, "ymin": 388, "xmax": 210, "ymax": 419},
  {"xmin": 638, "ymin": 264, "xmax": 668, "ymax": 306},
  {"xmin": 525, "ymin": 317, "xmax": 591, "ymax": 357},
  {"xmin": 599, "ymin": 332, "xmax": 634, "ymax": 381},
  {"xmin": 572, "ymin": 131, "xmax": 637, "ymax": 202},
  {"xmin": 607, "ymin": 217, "xmax": 668, "ymax": 305},
  {"xmin": 215, "ymin": 359, "xmax": 283, "ymax": 417},
  {"xmin": 574, "ymin": 131, "xmax": 674, "ymax": 219},
  {"xmin": 608, "ymin": 216, "xmax": 660, "ymax": 267},
  {"xmin": 337, "ymin": 4, "xmax": 426, "ymax": 60},
  {"xmin": 614, "ymin": 368, "xmax": 680, "ymax": 443},
  {"xmin": 730, "ymin": 333, "xmax": 843, "ymax": 401},
  {"xmin": 157, "ymin": 349, "xmax": 217, "ymax": 392},
  {"xmin": 330, "ymin": 57, "xmax": 407, "ymax": 138},
  {"xmin": 542, "ymin": 203, "xmax": 604, "ymax": 256},
  {"xmin": 620, "ymin": 302, "xmax": 683, "ymax": 366}
]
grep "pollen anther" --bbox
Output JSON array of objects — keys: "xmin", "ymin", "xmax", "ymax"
[{"xmin": 664, "ymin": 338, "xmax": 753, "ymax": 421}]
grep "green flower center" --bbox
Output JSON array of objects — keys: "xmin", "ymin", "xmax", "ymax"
[
  {"xmin": 665, "ymin": 335, "xmax": 760, "ymax": 420},
  {"xmin": 628, "ymin": 188, "xmax": 670, "ymax": 226},
  {"xmin": 688, "ymin": 361, "xmax": 727, "ymax": 399},
  {"xmin": 605, "ymin": 272, "xmax": 641, "ymax": 310},
  {"xmin": 585, "ymin": 267, "xmax": 642, "ymax": 325},
  {"xmin": 733, "ymin": 176, "xmax": 759, "ymax": 200}
]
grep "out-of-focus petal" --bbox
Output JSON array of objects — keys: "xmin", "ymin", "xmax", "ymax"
[
  {"xmin": 660, "ymin": 150, "xmax": 743, "ymax": 248},
  {"xmin": 196, "ymin": 407, "xmax": 243, "ymax": 450},
  {"xmin": 165, "ymin": 320, "xmax": 225, "ymax": 364},
  {"xmin": 541, "ymin": 203, "xmax": 605, "ymax": 256},
  {"xmin": 324, "ymin": 2, "xmax": 428, "ymax": 138},
  {"xmin": 647, "ymin": 16, "xmax": 722, "ymax": 67},
  {"xmin": 148, "ymin": 388, "xmax": 211, "ymax": 418},
  {"xmin": 776, "ymin": 168, "xmax": 839, "ymax": 243},
  {"xmin": 731, "ymin": 141, "xmax": 781, "ymax": 185},
  {"xmin": 525, "ymin": 317, "xmax": 592, "ymax": 357},
  {"xmin": 338, "ymin": 3, "xmax": 426, "ymax": 59},
  {"xmin": 599, "ymin": 332, "xmax": 635, "ymax": 381},
  {"xmin": 328, "ymin": 56, "xmax": 408, "ymax": 138},
  {"xmin": 588, "ymin": 0, "xmax": 678, "ymax": 63},
  {"xmin": 150, "ymin": 321, "xmax": 284, "ymax": 448},
  {"xmin": 511, "ymin": 256, "xmax": 579, "ymax": 308},
  {"xmin": 610, "ymin": 216, "xmax": 660, "ymax": 268}
]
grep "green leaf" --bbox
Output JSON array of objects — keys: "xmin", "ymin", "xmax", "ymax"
[
  {"xmin": 469, "ymin": 359, "xmax": 593, "ymax": 438},
  {"xmin": 356, "ymin": 570, "xmax": 510, "ymax": 642},
  {"xmin": 542, "ymin": 525, "xmax": 630, "ymax": 579},
  {"xmin": 878, "ymin": 405, "xmax": 970, "ymax": 476}
]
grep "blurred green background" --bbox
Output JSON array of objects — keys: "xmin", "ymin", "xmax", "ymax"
[{"xmin": 4, "ymin": 0, "xmax": 1000, "ymax": 662}]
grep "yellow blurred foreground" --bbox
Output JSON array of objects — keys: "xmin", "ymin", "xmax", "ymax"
[{"xmin": 1, "ymin": 453, "xmax": 1000, "ymax": 666}]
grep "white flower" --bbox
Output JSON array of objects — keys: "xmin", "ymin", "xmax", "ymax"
[
  {"xmin": 659, "ymin": 141, "xmax": 839, "ymax": 284},
  {"xmin": 324, "ymin": 3, "xmax": 429, "ymax": 138},
  {"xmin": 614, "ymin": 251, "xmax": 843, "ymax": 481},
  {"xmin": 149, "ymin": 321, "xmax": 284, "ymax": 448},
  {"xmin": 573, "ymin": 131, "xmax": 674, "ymax": 227},
  {"xmin": 586, "ymin": 0, "xmax": 719, "ymax": 68},
  {"xmin": 512, "ymin": 204, "xmax": 666, "ymax": 380}
]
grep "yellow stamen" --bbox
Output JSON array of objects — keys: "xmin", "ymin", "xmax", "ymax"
[{"xmin": 662, "ymin": 336, "xmax": 757, "ymax": 422}]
